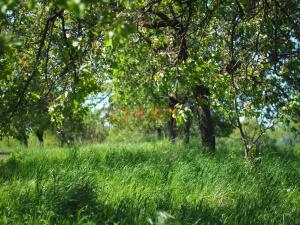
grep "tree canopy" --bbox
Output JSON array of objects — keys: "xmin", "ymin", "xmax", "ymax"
[{"xmin": 0, "ymin": 0, "xmax": 299, "ymax": 157}]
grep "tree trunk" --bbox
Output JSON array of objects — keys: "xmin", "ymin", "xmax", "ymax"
[
  {"xmin": 184, "ymin": 115, "xmax": 192, "ymax": 144},
  {"xmin": 35, "ymin": 129, "xmax": 44, "ymax": 145},
  {"xmin": 244, "ymin": 145, "xmax": 250, "ymax": 159},
  {"xmin": 193, "ymin": 85, "xmax": 215, "ymax": 152},
  {"xmin": 157, "ymin": 127, "xmax": 163, "ymax": 140},
  {"xmin": 196, "ymin": 104, "xmax": 215, "ymax": 151},
  {"xmin": 168, "ymin": 98, "xmax": 178, "ymax": 143},
  {"xmin": 168, "ymin": 116, "xmax": 176, "ymax": 143}
]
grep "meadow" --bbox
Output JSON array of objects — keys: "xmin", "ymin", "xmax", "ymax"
[
  {"xmin": 0, "ymin": 139, "xmax": 300, "ymax": 225},
  {"xmin": 1, "ymin": 1, "xmax": 300, "ymax": 224}
]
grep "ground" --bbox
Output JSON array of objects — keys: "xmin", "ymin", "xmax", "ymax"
[{"xmin": 0, "ymin": 140, "xmax": 299, "ymax": 224}]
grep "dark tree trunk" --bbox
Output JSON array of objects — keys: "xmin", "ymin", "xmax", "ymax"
[
  {"xmin": 168, "ymin": 117, "xmax": 176, "ymax": 143},
  {"xmin": 196, "ymin": 104, "xmax": 215, "ymax": 151},
  {"xmin": 35, "ymin": 129, "xmax": 44, "ymax": 145},
  {"xmin": 157, "ymin": 127, "xmax": 163, "ymax": 140},
  {"xmin": 193, "ymin": 85, "xmax": 215, "ymax": 152},
  {"xmin": 184, "ymin": 115, "xmax": 192, "ymax": 144},
  {"xmin": 168, "ymin": 98, "xmax": 178, "ymax": 143}
]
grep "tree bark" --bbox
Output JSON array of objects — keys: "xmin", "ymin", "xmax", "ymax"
[
  {"xmin": 196, "ymin": 104, "xmax": 215, "ymax": 151},
  {"xmin": 157, "ymin": 126, "xmax": 163, "ymax": 140},
  {"xmin": 184, "ymin": 114, "xmax": 192, "ymax": 144},
  {"xmin": 168, "ymin": 98, "xmax": 178, "ymax": 143},
  {"xmin": 244, "ymin": 145, "xmax": 251, "ymax": 159},
  {"xmin": 168, "ymin": 116, "xmax": 176, "ymax": 143},
  {"xmin": 193, "ymin": 85, "xmax": 215, "ymax": 152},
  {"xmin": 35, "ymin": 129, "xmax": 44, "ymax": 145}
]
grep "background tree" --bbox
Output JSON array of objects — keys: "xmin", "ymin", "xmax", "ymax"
[{"xmin": 0, "ymin": 0, "xmax": 299, "ymax": 158}]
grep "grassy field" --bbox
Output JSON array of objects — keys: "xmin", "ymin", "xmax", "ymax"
[{"xmin": 0, "ymin": 140, "xmax": 300, "ymax": 225}]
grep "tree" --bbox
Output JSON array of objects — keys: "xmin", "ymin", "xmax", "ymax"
[
  {"xmin": 0, "ymin": 1, "xmax": 113, "ymax": 142},
  {"xmin": 206, "ymin": 0, "xmax": 300, "ymax": 158},
  {"xmin": 0, "ymin": 0, "xmax": 299, "ymax": 158}
]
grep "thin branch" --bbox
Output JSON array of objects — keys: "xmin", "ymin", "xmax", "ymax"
[{"xmin": 9, "ymin": 9, "xmax": 63, "ymax": 119}]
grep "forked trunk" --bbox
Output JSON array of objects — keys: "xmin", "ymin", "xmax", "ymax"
[{"xmin": 244, "ymin": 145, "xmax": 250, "ymax": 159}]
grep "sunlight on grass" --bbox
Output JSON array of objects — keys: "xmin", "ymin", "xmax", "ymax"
[{"xmin": 0, "ymin": 141, "xmax": 300, "ymax": 224}]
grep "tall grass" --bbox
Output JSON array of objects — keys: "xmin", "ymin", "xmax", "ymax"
[{"xmin": 0, "ymin": 140, "xmax": 299, "ymax": 224}]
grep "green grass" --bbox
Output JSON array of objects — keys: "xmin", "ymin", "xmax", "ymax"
[{"xmin": 0, "ymin": 140, "xmax": 299, "ymax": 224}]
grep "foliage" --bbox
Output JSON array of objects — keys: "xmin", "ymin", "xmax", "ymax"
[
  {"xmin": 0, "ymin": 0, "xmax": 299, "ymax": 153},
  {"xmin": 102, "ymin": 0, "xmax": 300, "ymax": 153},
  {"xmin": 0, "ymin": 0, "xmax": 133, "ymax": 140}
]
